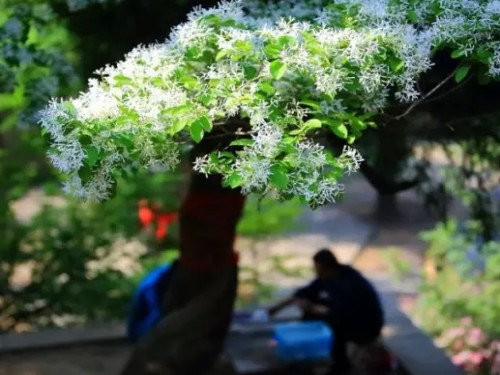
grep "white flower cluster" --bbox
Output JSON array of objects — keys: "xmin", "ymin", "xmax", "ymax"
[{"xmin": 40, "ymin": 0, "xmax": 500, "ymax": 205}]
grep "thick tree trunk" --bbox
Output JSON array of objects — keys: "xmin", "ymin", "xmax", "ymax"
[
  {"xmin": 326, "ymin": 132, "xmax": 418, "ymax": 221},
  {"xmin": 375, "ymin": 193, "xmax": 400, "ymax": 222},
  {"xmin": 121, "ymin": 129, "xmax": 245, "ymax": 375}
]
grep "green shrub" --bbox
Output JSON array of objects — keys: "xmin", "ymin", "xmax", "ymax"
[
  {"xmin": 416, "ymin": 220, "xmax": 500, "ymax": 338},
  {"xmin": 0, "ymin": 170, "xmax": 182, "ymax": 332}
]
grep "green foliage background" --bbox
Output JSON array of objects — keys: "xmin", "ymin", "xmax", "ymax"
[{"xmin": 416, "ymin": 220, "xmax": 500, "ymax": 338}]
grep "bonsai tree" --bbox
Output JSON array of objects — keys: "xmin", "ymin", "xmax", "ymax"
[{"xmin": 38, "ymin": 1, "xmax": 500, "ymax": 374}]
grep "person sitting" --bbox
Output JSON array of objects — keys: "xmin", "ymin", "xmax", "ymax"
[{"xmin": 268, "ymin": 248, "xmax": 384, "ymax": 374}]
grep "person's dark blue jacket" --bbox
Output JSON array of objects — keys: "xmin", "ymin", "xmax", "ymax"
[{"xmin": 294, "ymin": 264, "xmax": 383, "ymax": 343}]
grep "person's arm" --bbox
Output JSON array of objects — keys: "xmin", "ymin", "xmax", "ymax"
[
  {"xmin": 268, "ymin": 279, "xmax": 318, "ymax": 316},
  {"xmin": 268, "ymin": 297, "xmax": 329, "ymax": 316},
  {"xmin": 268, "ymin": 280, "xmax": 324, "ymax": 316},
  {"xmin": 303, "ymin": 303, "xmax": 329, "ymax": 316},
  {"xmin": 267, "ymin": 297, "xmax": 295, "ymax": 316}
]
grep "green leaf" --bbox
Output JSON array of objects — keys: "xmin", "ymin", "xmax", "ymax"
[
  {"xmin": 303, "ymin": 119, "xmax": 322, "ymax": 130},
  {"xmin": 300, "ymin": 100, "xmax": 322, "ymax": 110},
  {"xmin": 344, "ymin": 81, "xmax": 362, "ymax": 92},
  {"xmin": 260, "ymin": 81, "xmax": 276, "ymax": 95},
  {"xmin": 216, "ymin": 49, "xmax": 229, "ymax": 61},
  {"xmin": 455, "ymin": 65, "xmax": 471, "ymax": 83},
  {"xmin": 333, "ymin": 124, "xmax": 348, "ymax": 139},
  {"xmin": 78, "ymin": 165, "xmax": 92, "ymax": 184},
  {"xmin": 79, "ymin": 134, "xmax": 92, "ymax": 146},
  {"xmin": 451, "ymin": 49, "xmax": 466, "ymax": 59},
  {"xmin": 172, "ymin": 118, "xmax": 188, "ymax": 134},
  {"xmin": 85, "ymin": 147, "xmax": 99, "ymax": 167},
  {"xmin": 270, "ymin": 165, "xmax": 289, "ymax": 189},
  {"xmin": 230, "ymin": 138, "xmax": 254, "ymax": 147},
  {"xmin": 114, "ymin": 74, "xmax": 132, "ymax": 86},
  {"xmin": 219, "ymin": 151, "xmax": 235, "ymax": 160},
  {"xmin": 151, "ymin": 77, "xmax": 164, "ymax": 87},
  {"xmin": 190, "ymin": 121, "xmax": 204, "ymax": 143},
  {"xmin": 192, "ymin": 116, "xmax": 212, "ymax": 132},
  {"xmin": 202, "ymin": 14, "xmax": 221, "ymax": 24},
  {"xmin": 209, "ymin": 153, "xmax": 219, "ymax": 164},
  {"xmin": 475, "ymin": 47, "xmax": 491, "ymax": 63},
  {"xmin": 278, "ymin": 35, "xmax": 295, "ymax": 46},
  {"xmin": 270, "ymin": 60, "xmax": 287, "ymax": 80},
  {"xmin": 163, "ymin": 104, "xmax": 190, "ymax": 116},
  {"xmin": 61, "ymin": 101, "xmax": 76, "ymax": 115},
  {"xmin": 186, "ymin": 46, "xmax": 201, "ymax": 59},
  {"xmin": 324, "ymin": 119, "xmax": 348, "ymax": 139},
  {"xmin": 264, "ymin": 43, "xmax": 281, "ymax": 59},
  {"xmin": 407, "ymin": 9, "xmax": 419, "ymax": 22},
  {"xmin": 234, "ymin": 40, "xmax": 253, "ymax": 53},
  {"xmin": 117, "ymin": 105, "xmax": 140, "ymax": 123},
  {"xmin": 113, "ymin": 133, "xmax": 134, "ymax": 149},
  {"xmin": 179, "ymin": 75, "xmax": 200, "ymax": 90},
  {"xmin": 388, "ymin": 57, "xmax": 404, "ymax": 72},
  {"xmin": 227, "ymin": 172, "xmax": 244, "ymax": 188},
  {"xmin": 244, "ymin": 65, "xmax": 258, "ymax": 79},
  {"xmin": 199, "ymin": 92, "xmax": 214, "ymax": 106}
]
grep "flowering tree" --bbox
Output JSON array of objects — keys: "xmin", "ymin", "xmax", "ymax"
[
  {"xmin": 40, "ymin": 0, "xmax": 500, "ymax": 204},
  {"xmin": 39, "ymin": 0, "xmax": 500, "ymax": 374}
]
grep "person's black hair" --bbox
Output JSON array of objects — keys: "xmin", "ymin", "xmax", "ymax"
[{"xmin": 313, "ymin": 248, "xmax": 339, "ymax": 269}]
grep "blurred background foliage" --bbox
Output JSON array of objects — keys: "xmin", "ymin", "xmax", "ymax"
[
  {"xmin": 414, "ymin": 220, "xmax": 500, "ymax": 374},
  {"xmin": 0, "ymin": 0, "xmax": 222, "ymax": 332}
]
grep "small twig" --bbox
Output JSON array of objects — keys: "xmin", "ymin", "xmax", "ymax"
[
  {"xmin": 444, "ymin": 110, "xmax": 500, "ymax": 128},
  {"xmin": 394, "ymin": 70, "xmax": 457, "ymax": 120},
  {"xmin": 203, "ymin": 130, "xmax": 253, "ymax": 141},
  {"xmin": 213, "ymin": 117, "xmax": 251, "ymax": 128},
  {"xmin": 420, "ymin": 76, "xmax": 471, "ymax": 105}
]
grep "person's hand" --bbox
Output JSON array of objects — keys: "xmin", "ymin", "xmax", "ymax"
[
  {"xmin": 295, "ymin": 298, "xmax": 313, "ymax": 312},
  {"xmin": 296, "ymin": 299, "xmax": 329, "ymax": 316},
  {"xmin": 267, "ymin": 306, "xmax": 279, "ymax": 316},
  {"xmin": 310, "ymin": 304, "xmax": 329, "ymax": 316}
]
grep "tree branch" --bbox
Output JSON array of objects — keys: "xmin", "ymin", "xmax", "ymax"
[
  {"xmin": 393, "ymin": 69, "xmax": 457, "ymax": 120},
  {"xmin": 359, "ymin": 162, "xmax": 420, "ymax": 195},
  {"xmin": 444, "ymin": 110, "xmax": 500, "ymax": 129},
  {"xmin": 416, "ymin": 76, "xmax": 471, "ymax": 106}
]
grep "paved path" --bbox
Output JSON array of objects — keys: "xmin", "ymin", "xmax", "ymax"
[{"xmin": 0, "ymin": 344, "xmax": 130, "ymax": 375}]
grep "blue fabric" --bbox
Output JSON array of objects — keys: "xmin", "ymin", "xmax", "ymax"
[{"xmin": 127, "ymin": 263, "xmax": 173, "ymax": 343}]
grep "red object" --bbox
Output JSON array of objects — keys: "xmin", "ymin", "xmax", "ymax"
[
  {"xmin": 137, "ymin": 199, "xmax": 178, "ymax": 241},
  {"xmin": 138, "ymin": 199, "xmax": 155, "ymax": 227},
  {"xmin": 155, "ymin": 213, "xmax": 178, "ymax": 240}
]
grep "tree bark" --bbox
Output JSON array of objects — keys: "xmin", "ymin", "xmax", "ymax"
[
  {"xmin": 121, "ymin": 138, "xmax": 245, "ymax": 375},
  {"xmin": 375, "ymin": 193, "xmax": 400, "ymax": 222},
  {"xmin": 326, "ymin": 132, "xmax": 418, "ymax": 220}
]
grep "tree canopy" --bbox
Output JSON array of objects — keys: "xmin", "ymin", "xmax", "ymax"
[{"xmin": 39, "ymin": 0, "xmax": 500, "ymax": 206}]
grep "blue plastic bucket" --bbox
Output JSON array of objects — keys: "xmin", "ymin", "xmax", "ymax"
[{"xmin": 273, "ymin": 321, "xmax": 333, "ymax": 362}]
